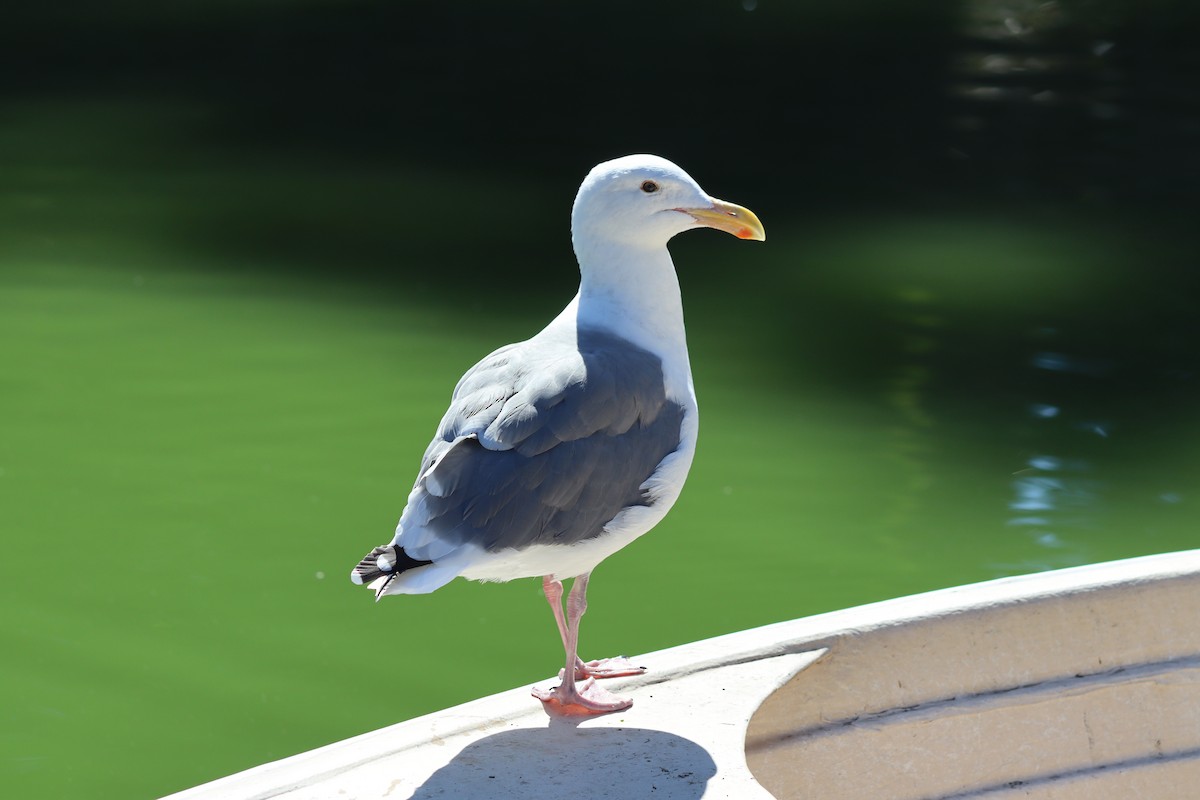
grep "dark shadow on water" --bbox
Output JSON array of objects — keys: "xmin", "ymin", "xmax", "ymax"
[{"xmin": 405, "ymin": 719, "xmax": 717, "ymax": 799}]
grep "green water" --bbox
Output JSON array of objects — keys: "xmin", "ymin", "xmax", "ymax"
[{"xmin": 2, "ymin": 109, "xmax": 1198, "ymax": 798}]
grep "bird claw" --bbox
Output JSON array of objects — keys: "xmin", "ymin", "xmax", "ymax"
[
  {"xmin": 575, "ymin": 655, "xmax": 647, "ymax": 680},
  {"xmin": 533, "ymin": 677, "xmax": 633, "ymax": 717}
]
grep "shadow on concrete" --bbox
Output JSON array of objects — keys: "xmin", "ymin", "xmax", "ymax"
[{"xmin": 406, "ymin": 718, "xmax": 717, "ymax": 799}]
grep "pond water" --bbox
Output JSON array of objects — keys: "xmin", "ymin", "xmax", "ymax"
[{"xmin": 2, "ymin": 126, "xmax": 1197, "ymax": 797}]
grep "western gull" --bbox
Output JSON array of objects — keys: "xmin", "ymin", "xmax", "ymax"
[{"xmin": 351, "ymin": 154, "xmax": 765, "ymax": 715}]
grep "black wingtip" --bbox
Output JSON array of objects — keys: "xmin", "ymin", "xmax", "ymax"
[
  {"xmin": 350, "ymin": 544, "xmax": 435, "ymax": 597},
  {"xmin": 350, "ymin": 545, "xmax": 394, "ymax": 587}
]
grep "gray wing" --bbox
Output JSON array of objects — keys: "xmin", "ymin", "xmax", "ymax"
[{"xmin": 404, "ymin": 327, "xmax": 687, "ymax": 553}]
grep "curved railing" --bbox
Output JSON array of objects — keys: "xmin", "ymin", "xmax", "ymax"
[{"xmin": 162, "ymin": 550, "xmax": 1200, "ymax": 799}]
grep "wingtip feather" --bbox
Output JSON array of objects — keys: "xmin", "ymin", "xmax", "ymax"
[{"xmin": 351, "ymin": 544, "xmax": 434, "ymax": 598}]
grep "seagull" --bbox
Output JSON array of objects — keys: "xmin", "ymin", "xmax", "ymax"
[{"xmin": 350, "ymin": 154, "xmax": 764, "ymax": 715}]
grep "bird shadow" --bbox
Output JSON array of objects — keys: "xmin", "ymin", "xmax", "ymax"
[{"xmin": 404, "ymin": 716, "xmax": 717, "ymax": 799}]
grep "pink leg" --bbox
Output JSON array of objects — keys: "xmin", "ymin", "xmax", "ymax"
[
  {"xmin": 532, "ymin": 572, "xmax": 635, "ymax": 716},
  {"xmin": 542, "ymin": 576, "xmax": 570, "ymax": 649},
  {"xmin": 540, "ymin": 576, "xmax": 645, "ymax": 681}
]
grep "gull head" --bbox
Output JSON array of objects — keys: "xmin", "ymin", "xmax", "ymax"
[{"xmin": 571, "ymin": 154, "xmax": 765, "ymax": 252}]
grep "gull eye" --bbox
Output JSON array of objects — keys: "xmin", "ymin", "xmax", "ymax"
[{"xmin": 640, "ymin": 180, "xmax": 659, "ymax": 194}]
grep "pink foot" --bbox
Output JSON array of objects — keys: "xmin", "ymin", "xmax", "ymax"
[
  {"xmin": 532, "ymin": 677, "xmax": 633, "ymax": 717},
  {"xmin": 576, "ymin": 656, "xmax": 646, "ymax": 680}
]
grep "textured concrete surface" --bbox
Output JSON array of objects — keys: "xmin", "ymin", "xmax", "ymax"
[{"xmin": 163, "ymin": 549, "xmax": 1200, "ymax": 800}]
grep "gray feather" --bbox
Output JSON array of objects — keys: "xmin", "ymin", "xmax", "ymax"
[{"xmin": 410, "ymin": 327, "xmax": 686, "ymax": 552}]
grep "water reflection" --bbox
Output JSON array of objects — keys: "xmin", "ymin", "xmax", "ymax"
[
  {"xmin": 880, "ymin": 288, "xmax": 941, "ymax": 532},
  {"xmin": 1010, "ymin": 460, "xmax": 1099, "ymax": 517},
  {"xmin": 1030, "ymin": 351, "xmax": 1114, "ymax": 378},
  {"xmin": 951, "ymin": 0, "xmax": 1164, "ymax": 203},
  {"xmin": 1004, "ymin": 449, "xmax": 1100, "ymax": 570},
  {"xmin": 1027, "ymin": 402, "xmax": 1059, "ymax": 419},
  {"xmin": 1007, "ymin": 338, "xmax": 1113, "ymax": 568}
]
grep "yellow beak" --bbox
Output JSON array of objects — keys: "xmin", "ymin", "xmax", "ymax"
[{"xmin": 679, "ymin": 199, "xmax": 766, "ymax": 242}]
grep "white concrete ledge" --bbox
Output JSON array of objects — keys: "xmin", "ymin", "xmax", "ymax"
[
  {"xmin": 747, "ymin": 549, "xmax": 1200, "ymax": 799},
  {"xmin": 163, "ymin": 549, "xmax": 1200, "ymax": 800},
  {"xmin": 161, "ymin": 625, "xmax": 828, "ymax": 799}
]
